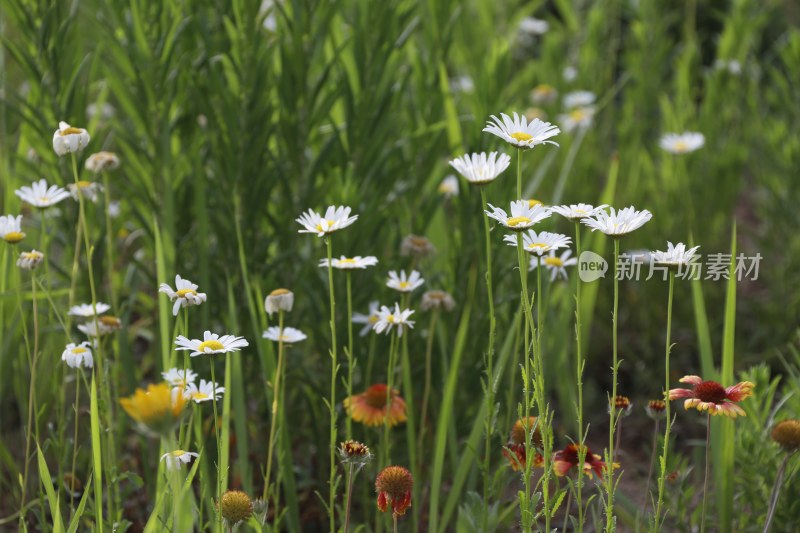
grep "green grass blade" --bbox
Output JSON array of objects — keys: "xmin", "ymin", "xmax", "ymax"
[
  {"xmin": 36, "ymin": 444, "xmax": 65, "ymax": 533},
  {"xmin": 90, "ymin": 375, "xmax": 104, "ymax": 533},
  {"xmin": 66, "ymin": 473, "xmax": 93, "ymax": 533}
]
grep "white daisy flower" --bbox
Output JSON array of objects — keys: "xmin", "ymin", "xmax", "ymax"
[
  {"xmin": 485, "ymin": 200, "xmax": 551, "ymax": 231},
  {"xmin": 386, "ymin": 270, "xmax": 424, "ymax": 293},
  {"xmin": 15, "ymin": 179, "xmax": 71, "ymax": 208},
  {"xmin": 421, "ymin": 290, "xmax": 455, "ymax": 312},
  {"xmin": 352, "ymin": 301, "xmax": 380, "ymax": 336},
  {"xmin": 159, "ymin": 275, "xmax": 207, "ymax": 316},
  {"xmin": 504, "ymin": 230, "xmax": 572, "ymax": 255},
  {"xmin": 563, "ymin": 66, "xmax": 578, "ymax": 82},
  {"xmin": 162, "ymin": 367, "xmax": 198, "ymax": 388},
  {"xmin": 108, "ymin": 201, "xmax": 121, "ymax": 218},
  {"xmin": 483, "ymin": 113, "xmax": 560, "ymax": 149},
  {"xmin": 78, "ymin": 316, "xmax": 122, "ymax": 337},
  {"xmin": 296, "ymin": 205, "xmax": 358, "ymax": 236},
  {"xmin": 160, "ymin": 450, "xmax": 199, "ymax": 471},
  {"xmin": 627, "ymin": 249, "xmax": 653, "ymax": 264},
  {"xmin": 549, "ymin": 203, "xmax": 609, "ymax": 221},
  {"xmin": 449, "ymin": 152, "xmax": 511, "ymax": 186},
  {"xmin": 519, "ymin": 17, "xmax": 549, "ymax": 35},
  {"xmin": 530, "ymin": 249, "xmax": 578, "ymax": 280},
  {"xmin": 438, "ymin": 175, "xmax": 460, "ymax": 197},
  {"xmin": 262, "ymin": 326, "xmax": 308, "ymax": 344},
  {"xmin": 264, "ymin": 288, "xmax": 294, "ymax": 316},
  {"xmin": 559, "ymin": 106, "xmax": 595, "ymax": 133},
  {"xmin": 175, "ymin": 330, "xmax": 249, "ymax": 357},
  {"xmin": 530, "ymin": 84, "xmax": 558, "ymax": 105},
  {"xmin": 581, "ymin": 206, "xmax": 653, "ymax": 237},
  {"xmin": 62, "ymin": 341, "xmax": 94, "ymax": 369},
  {"xmin": 0, "ymin": 215, "xmax": 26, "ymax": 244},
  {"xmin": 85, "ymin": 151, "xmax": 120, "ymax": 173},
  {"xmin": 17, "ymin": 250, "xmax": 44, "ymax": 271},
  {"xmin": 68, "ymin": 302, "xmax": 112, "ymax": 317},
  {"xmin": 659, "ymin": 132, "xmax": 705, "ymax": 154},
  {"xmin": 318, "ymin": 256, "xmax": 378, "ymax": 270},
  {"xmin": 68, "ymin": 181, "xmax": 103, "ymax": 203},
  {"xmin": 651, "ymin": 242, "xmax": 701, "ymax": 269},
  {"xmin": 373, "ymin": 303, "xmax": 415, "ymax": 337},
  {"xmin": 184, "ymin": 379, "xmax": 225, "ymax": 403},
  {"xmin": 52, "ymin": 121, "xmax": 90, "ymax": 156},
  {"xmin": 563, "ymin": 91, "xmax": 596, "ymax": 109}
]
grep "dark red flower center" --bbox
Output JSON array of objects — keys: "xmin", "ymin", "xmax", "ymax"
[
  {"xmin": 364, "ymin": 384, "xmax": 390, "ymax": 409},
  {"xmin": 694, "ymin": 381, "xmax": 727, "ymax": 403}
]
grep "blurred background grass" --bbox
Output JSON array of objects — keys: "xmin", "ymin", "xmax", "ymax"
[{"xmin": 1, "ymin": 0, "xmax": 799, "ymax": 531}]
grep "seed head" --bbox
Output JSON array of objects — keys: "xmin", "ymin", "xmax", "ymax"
[
  {"xmin": 771, "ymin": 419, "xmax": 800, "ymax": 452},
  {"xmin": 219, "ymin": 490, "xmax": 253, "ymax": 525}
]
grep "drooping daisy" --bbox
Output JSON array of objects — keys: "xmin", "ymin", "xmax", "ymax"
[
  {"xmin": 15, "ymin": 179, "xmax": 71, "ymax": 208},
  {"xmin": 159, "ymin": 275, "xmax": 207, "ymax": 316},
  {"xmin": 318, "ymin": 255, "xmax": 378, "ymax": 270},
  {"xmin": 659, "ymin": 132, "xmax": 705, "ymax": 154},
  {"xmin": 581, "ymin": 206, "xmax": 653, "ymax": 237},
  {"xmin": 438, "ymin": 175, "xmax": 459, "ymax": 197},
  {"xmin": 296, "ymin": 205, "xmax": 358, "ymax": 236},
  {"xmin": 68, "ymin": 302, "xmax": 112, "ymax": 317},
  {"xmin": 563, "ymin": 91, "xmax": 596, "ymax": 109},
  {"xmin": 78, "ymin": 316, "xmax": 122, "ymax": 337},
  {"xmin": 61, "ymin": 342, "xmax": 94, "ymax": 369},
  {"xmin": 184, "ymin": 379, "xmax": 225, "ymax": 403},
  {"xmin": 68, "ymin": 181, "xmax": 103, "ymax": 203},
  {"xmin": 530, "ymin": 84, "xmax": 558, "ymax": 105},
  {"xmin": 120, "ymin": 382, "xmax": 187, "ymax": 435},
  {"xmin": 175, "ymin": 331, "xmax": 249, "ymax": 357},
  {"xmin": 651, "ymin": 241, "xmax": 700, "ymax": 269},
  {"xmin": 530, "ymin": 249, "xmax": 577, "ymax": 280},
  {"xmin": 17, "ymin": 250, "xmax": 44, "ymax": 270},
  {"xmin": 344, "ymin": 384, "xmax": 407, "ymax": 427},
  {"xmin": 375, "ymin": 466, "xmax": 413, "ymax": 518},
  {"xmin": 504, "ymin": 230, "xmax": 572, "ymax": 255},
  {"xmin": 352, "ymin": 301, "xmax": 380, "ymax": 336},
  {"xmin": 400, "ymin": 235, "xmax": 436, "ymax": 259},
  {"xmin": 85, "ymin": 151, "xmax": 120, "ymax": 173},
  {"xmin": 485, "ymin": 200, "xmax": 551, "ymax": 231},
  {"xmin": 669, "ymin": 375, "xmax": 754, "ymax": 418},
  {"xmin": 553, "ymin": 443, "xmax": 613, "ymax": 478},
  {"xmin": 483, "ymin": 113, "xmax": 560, "ymax": 149},
  {"xmin": 52, "ymin": 121, "xmax": 90, "ymax": 156},
  {"xmin": 519, "ymin": 17, "xmax": 549, "ymax": 35},
  {"xmin": 449, "ymin": 151, "xmax": 512, "ymax": 186},
  {"xmin": 162, "ymin": 367, "xmax": 198, "ymax": 388},
  {"xmin": 502, "ymin": 417, "xmax": 544, "ymax": 471},
  {"xmin": 160, "ymin": 450, "xmax": 199, "ymax": 471},
  {"xmin": 559, "ymin": 106, "xmax": 595, "ymax": 133},
  {"xmin": 262, "ymin": 326, "xmax": 307, "ymax": 344},
  {"xmin": 549, "ymin": 203, "xmax": 608, "ymax": 222},
  {"xmin": 0, "ymin": 215, "xmax": 25, "ymax": 244},
  {"xmin": 386, "ymin": 270, "xmax": 424, "ymax": 293},
  {"xmin": 374, "ymin": 304, "xmax": 415, "ymax": 336},
  {"xmin": 421, "ymin": 290, "xmax": 455, "ymax": 312},
  {"xmin": 264, "ymin": 288, "xmax": 294, "ymax": 316}
]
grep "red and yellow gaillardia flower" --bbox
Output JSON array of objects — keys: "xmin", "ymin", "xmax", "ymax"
[
  {"xmin": 120, "ymin": 382, "xmax": 187, "ymax": 435},
  {"xmin": 375, "ymin": 466, "xmax": 413, "ymax": 518},
  {"xmin": 668, "ymin": 375, "xmax": 754, "ymax": 418},
  {"xmin": 502, "ymin": 417, "xmax": 544, "ymax": 471},
  {"xmin": 343, "ymin": 384, "xmax": 407, "ymax": 427},
  {"xmin": 553, "ymin": 444, "xmax": 614, "ymax": 478}
]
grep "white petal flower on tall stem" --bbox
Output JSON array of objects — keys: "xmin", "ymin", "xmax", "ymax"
[
  {"xmin": 296, "ymin": 205, "xmax": 358, "ymax": 236},
  {"xmin": 162, "ymin": 368, "xmax": 198, "ymax": 388},
  {"xmin": 659, "ymin": 132, "xmax": 705, "ymax": 154},
  {"xmin": 485, "ymin": 200, "xmax": 551, "ymax": 231},
  {"xmin": 530, "ymin": 249, "xmax": 578, "ymax": 280},
  {"xmin": 504, "ymin": 230, "xmax": 572, "ymax": 255},
  {"xmin": 549, "ymin": 203, "xmax": 608, "ymax": 222},
  {"xmin": 581, "ymin": 206, "xmax": 653, "ymax": 237},
  {"xmin": 68, "ymin": 302, "xmax": 112, "ymax": 317},
  {"xmin": 160, "ymin": 450, "xmax": 199, "ymax": 471},
  {"xmin": 559, "ymin": 107, "xmax": 595, "ymax": 134},
  {"xmin": 438, "ymin": 175, "xmax": 459, "ymax": 197},
  {"xmin": 519, "ymin": 17, "xmax": 549, "ymax": 35},
  {"xmin": 651, "ymin": 242, "xmax": 701, "ymax": 268},
  {"xmin": 262, "ymin": 326, "xmax": 308, "ymax": 344},
  {"xmin": 52, "ymin": 121, "xmax": 90, "ymax": 156},
  {"xmin": 68, "ymin": 181, "xmax": 103, "ymax": 203},
  {"xmin": 62, "ymin": 342, "xmax": 94, "ymax": 369},
  {"xmin": 184, "ymin": 380, "xmax": 225, "ymax": 403},
  {"xmin": 386, "ymin": 270, "xmax": 424, "ymax": 293},
  {"xmin": 17, "ymin": 250, "xmax": 44, "ymax": 270},
  {"xmin": 449, "ymin": 151, "xmax": 511, "ymax": 186},
  {"xmin": 318, "ymin": 256, "xmax": 378, "ymax": 270},
  {"xmin": 175, "ymin": 331, "xmax": 249, "ymax": 357},
  {"xmin": 77, "ymin": 316, "xmax": 121, "ymax": 337},
  {"xmin": 373, "ymin": 303, "xmax": 415, "ymax": 337},
  {"xmin": 563, "ymin": 91, "xmax": 596, "ymax": 109},
  {"xmin": 159, "ymin": 275, "xmax": 207, "ymax": 316},
  {"xmin": 0, "ymin": 215, "xmax": 26, "ymax": 244},
  {"xmin": 483, "ymin": 112, "xmax": 561, "ymax": 149},
  {"xmin": 352, "ymin": 301, "xmax": 380, "ymax": 337},
  {"xmin": 264, "ymin": 288, "xmax": 294, "ymax": 316},
  {"xmin": 15, "ymin": 179, "xmax": 71, "ymax": 208}
]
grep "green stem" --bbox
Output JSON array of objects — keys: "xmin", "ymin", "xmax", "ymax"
[
  {"xmin": 654, "ymin": 272, "xmax": 675, "ymax": 530},
  {"xmin": 346, "ymin": 271, "xmax": 354, "ymax": 440},
  {"xmin": 516, "ymin": 235, "xmax": 534, "ymax": 532},
  {"xmin": 263, "ymin": 310, "xmax": 285, "ymax": 504},
  {"xmin": 535, "ymin": 254, "xmax": 552, "ymax": 533},
  {"xmin": 700, "ymin": 413, "xmax": 711, "ymax": 533},
  {"xmin": 210, "ymin": 361, "xmax": 223, "ymax": 530},
  {"xmin": 383, "ymin": 333, "xmax": 398, "ymax": 466},
  {"xmin": 418, "ymin": 309, "xmax": 439, "ymax": 455},
  {"xmin": 102, "ymin": 172, "xmax": 117, "ymax": 310},
  {"xmin": 479, "ymin": 187, "xmax": 496, "ymax": 533},
  {"xmin": 574, "ymin": 221, "xmax": 586, "ymax": 533},
  {"xmin": 763, "ymin": 452, "xmax": 794, "ymax": 533},
  {"xmin": 606, "ymin": 239, "xmax": 620, "ymax": 532},
  {"xmin": 343, "ymin": 464, "xmax": 355, "ymax": 533},
  {"xmin": 325, "ymin": 236, "xmax": 338, "ymax": 533}
]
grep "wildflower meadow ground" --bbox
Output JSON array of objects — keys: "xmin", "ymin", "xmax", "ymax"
[{"xmin": 2, "ymin": 1, "xmax": 800, "ymax": 532}]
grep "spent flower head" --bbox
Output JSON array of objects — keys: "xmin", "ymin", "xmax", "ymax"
[
  {"xmin": 400, "ymin": 235, "xmax": 436, "ymax": 259},
  {"xmin": 646, "ymin": 400, "xmax": 667, "ymax": 421},
  {"xmin": 375, "ymin": 466, "xmax": 413, "ymax": 518},
  {"xmin": 85, "ymin": 151, "xmax": 120, "ymax": 173},
  {"xmin": 421, "ymin": 290, "xmax": 455, "ymax": 312},
  {"xmin": 53, "ymin": 121, "xmax": 90, "ymax": 156},
  {"xmin": 17, "ymin": 250, "xmax": 44, "ymax": 270},
  {"xmin": 264, "ymin": 288, "xmax": 294, "ymax": 316},
  {"xmin": 339, "ymin": 440, "xmax": 373, "ymax": 470},
  {"xmin": 771, "ymin": 420, "xmax": 800, "ymax": 452}
]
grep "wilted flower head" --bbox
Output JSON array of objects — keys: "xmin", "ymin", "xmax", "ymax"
[
  {"xmin": 771, "ymin": 420, "xmax": 800, "ymax": 452},
  {"xmin": 120, "ymin": 382, "xmax": 187, "ymax": 436},
  {"xmin": 68, "ymin": 181, "xmax": 103, "ymax": 202},
  {"xmin": 659, "ymin": 132, "xmax": 705, "ymax": 154},
  {"xmin": 344, "ymin": 384, "xmax": 407, "ymax": 427},
  {"xmin": 530, "ymin": 84, "xmax": 557, "ymax": 104},
  {"xmin": 646, "ymin": 400, "xmax": 667, "ymax": 420},
  {"xmin": 53, "ymin": 121, "xmax": 90, "ymax": 156},
  {"xmin": 0, "ymin": 215, "xmax": 25, "ymax": 244},
  {"xmin": 376, "ymin": 466, "xmax": 413, "ymax": 518},
  {"xmin": 160, "ymin": 450, "xmax": 199, "ymax": 470},
  {"xmin": 386, "ymin": 270, "xmax": 424, "ymax": 293},
  {"xmin": 400, "ymin": 235, "xmax": 436, "ymax": 259},
  {"xmin": 559, "ymin": 106, "xmax": 595, "ymax": 133},
  {"xmin": 421, "ymin": 290, "xmax": 455, "ymax": 312},
  {"xmin": 483, "ymin": 112, "xmax": 560, "ymax": 149},
  {"xmin": 339, "ymin": 440, "xmax": 373, "ymax": 470},
  {"xmin": 17, "ymin": 250, "xmax": 44, "ymax": 270},
  {"xmin": 669, "ymin": 375, "xmax": 754, "ymax": 418},
  {"xmin": 15, "ymin": 179, "xmax": 71, "ymax": 208},
  {"xmin": 581, "ymin": 206, "xmax": 653, "ymax": 238},
  {"xmin": 438, "ymin": 175, "xmax": 459, "ymax": 197},
  {"xmin": 554, "ymin": 443, "xmax": 615, "ymax": 478},
  {"xmin": 85, "ymin": 151, "xmax": 120, "ymax": 173},
  {"xmin": 502, "ymin": 417, "xmax": 544, "ymax": 471},
  {"xmin": 218, "ymin": 490, "xmax": 253, "ymax": 526},
  {"xmin": 449, "ymin": 151, "xmax": 511, "ymax": 186},
  {"xmin": 609, "ymin": 395, "xmax": 633, "ymax": 417},
  {"xmin": 296, "ymin": 205, "xmax": 358, "ymax": 236},
  {"xmin": 264, "ymin": 288, "xmax": 294, "ymax": 316},
  {"xmin": 159, "ymin": 275, "xmax": 207, "ymax": 316},
  {"xmin": 62, "ymin": 342, "xmax": 94, "ymax": 369}
]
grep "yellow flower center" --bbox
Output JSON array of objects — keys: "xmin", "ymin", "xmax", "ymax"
[
  {"xmin": 99, "ymin": 316, "xmax": 121, "ymax": 328},
  {"xmin": 511, "ymin": 132, "xmax": 533, "ymax": 142},
  {"xmin": 673, "ymin": 141, "xmax": 688, "ymax": 152},
  {"xmin": 570, "ymin": 109, "xmax": 587, "ymax": 121},
  {"xmin": 77, "ymin": 180, "xmax": 92, "ymax": 188},
  {"xmin": 60, "ymin": 127, "xmax": 83, "ymax": 135},
  {"xmin": 270, "ymin": 288, "xmax": 290, "ymax": 296},
  {"xmin": 527, "ymin": 243, "xmax": 548, "ymax": 250},
  {"xmin": 72, "ymin": 347, "xmax": 89, "ymax": 354},
  {"xmin": 368, "ymin": 315, "xmax": 378, "ymax": 324},
  {"xmin": 527, "ymin": 199, "xmax": 542, "ymax": 208},
  {"xmin": 198, "ymin": 340, "xmax": 225, "ymax": 352},
  {"xmin": 4, "ymin": 231, "xmax": 25, "ymax": 244},
  {"xmin": 175, "ymin": 289, "xmax": 197, "ymax": 297},
  {"xmin": 340, "ymin": 258, "xmax": 356, "ymax": 264},
  {"xmin": 170, "ymin": 449, "xmax": 187, "ymax": 457},
  {"xmin": 507, "ymin": 216, "xmax": 531, "ymax": 227},
  {"xmin": 192, "ymin": 392, "xmax": 209, "ymax": 400},
  {"xmin": 39, "ymin": 196, "xmax": 50, "ymax": 203},
  {"xmin": 315, "ymin": 219, "xmax": 331, "ymax": 232},
  {"xmin": 387, "ymin": 314, "xmax": 396, "ymax": 323},
  {"xmin": 575, "ymin": 209, "xmax": 586, "ymax": 214},
  {"xmin": 544, "ymin": 257, "xmax": 563, "ymax": 267},
  {"xmin": 22, "ymin": 252, "xmax": 40, "ymax": 260},
  {"xmin": 397, "ymin": 281, "xmax": 410, "ymax": 289}
]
